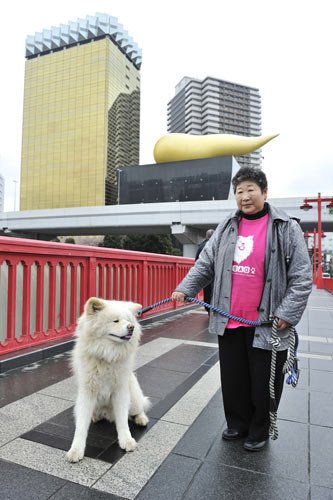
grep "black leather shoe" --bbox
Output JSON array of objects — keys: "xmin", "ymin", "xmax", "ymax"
[
  {"xmin": 243, "ymin": 438, "xmax": 268, "ymax": 451},
  {"xmin": 222, "ymin": 428, "xmax": 248, "ymax": 440}
]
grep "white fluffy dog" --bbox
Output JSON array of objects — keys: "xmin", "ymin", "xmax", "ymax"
[{"xmin": 66, "ymin": 297, "xmax": 150, "ymax": 463}]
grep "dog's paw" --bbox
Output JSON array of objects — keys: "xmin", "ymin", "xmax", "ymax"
[
  {"xmin": 119, "ymin": 436, "xmax": 137, "ymax": 452},
  {"xmin": 92, "ymin": 415, "xmax": 102, "ymax": 423},
  {"xmin": 66, "ymin": 446, "xmax": 84, "ymax": 463},
  {"xmin": 134, "ymin": 413, "xmax": 149, "ymax": 427}
]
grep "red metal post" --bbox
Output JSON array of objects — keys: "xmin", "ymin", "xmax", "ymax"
[
  {"xmin": 113, "ymin": 264, "xmax": 119, "ymax": 300},
  {"xmin": 162, "ymin": 265, "xmax": 166, "ymax": 303},
  {"xmin": 174, "ymin": 262, "xmax": 179, "ymax": 309},
  {"xmin": 316, "ymin": 194, "xmax": 324, "ymax": 289},
  {"xmin": 126, "ymin": 264, "xmax": 131, "ymax": 301},
  {"xmin": 80, "ymin": 262, "xmax": 87, "ymax": 315},
  {"xmin": 136, "ymin": 263, "xmax": 143, "ymax": 306},
  {"xmin": 21, "ymin": 261, "xmax": 32, "ymax": 339},
  {"xmin": 48, "ymin": 262, "xmax": 57, "ymax": 332},
  {"xmin": 141, "ymin": 260, "xmax": 148, "ymax": 309},
  {"xmin": 131, "ymin": 265, "xmax": 137, "ymax": 303},
  {"xmin": 313, "ymin": 229, "xmax": 317, "ymax": 284},
  {"xmin": 119, "ymin": 265, "xmax": 125, "ymax": 300},
  {"xmin": 152, "ymin": 265, "xmax": 157, "ymax": 304},
  {"xmin": 35, "ymin": 261, "xmax": 45, "ymax": 335},
  {"xmin": 98, "ymin": 264, "xmax": 105, "ymax": 299},
  {"xmin": 6, "ymin": 260, "xmax": 17, "ymax": 344},
  {"xmin": 106, "ymin": 265, "xmax": 111, "ymax": 300},
  {"xmin": 147, "ymin": 263, "xmax": 152, "ymax": 306},
  {"xmin": 70, "ymin": 264, "xmax": 77, "ymax": 326},
  {"xmin": 87, "ymin": 257, "xmax": 97, "ymax": 299},
  {"xmin": 59, "ymin": 262, "xmax": 67, "ymax": 331}
]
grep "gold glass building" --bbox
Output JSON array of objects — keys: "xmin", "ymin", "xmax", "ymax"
[{"xmin": 20, "ymin": 13, "xmax": 141, "ymax": 210}]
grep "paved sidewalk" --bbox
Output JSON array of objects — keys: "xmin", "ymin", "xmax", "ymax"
[{"xmin": 0, "ymin": 287, "xmax": 332, "ymax": 499}]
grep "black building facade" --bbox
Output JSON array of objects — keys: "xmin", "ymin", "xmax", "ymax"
[{"xmin": 118, "ymin": 156, "xmax": 238, "ymax": 204}]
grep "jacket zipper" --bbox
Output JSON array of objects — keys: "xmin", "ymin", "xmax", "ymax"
[{"xmin": 257, "ymin": 219, "xmax": 276, "ymax": 319}]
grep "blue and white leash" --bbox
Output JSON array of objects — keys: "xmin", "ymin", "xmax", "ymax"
[
  {"xmin": 184, "ymin": 296, "xmax": 270, "ymax": 326},
  {"xmin": 138, "ymin": 296, "xmax": 269, "ymax": 326},
  {"xmin": 138, "ymin": 296, "xmax": 300, "ymax": 440},
  {"xmin": 138, "ymin": 297, "xmax": 174, "ymax": 316}
]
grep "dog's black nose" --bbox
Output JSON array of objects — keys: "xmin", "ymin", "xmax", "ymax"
[{"xmin": 127, "ymin": 324, "xmax": 134, "ymax": 331}]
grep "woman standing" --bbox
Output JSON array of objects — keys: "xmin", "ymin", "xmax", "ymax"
[{"xmin": 172, "ymin": 167, "xmax": 312, "ymax": 451}]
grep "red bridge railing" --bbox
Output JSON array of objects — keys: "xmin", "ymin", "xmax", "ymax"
[
  {"xmin": 323, "ymin": 277, "xmax": 333, "ymax": 293},
  {"xmin": 0, "ymin": 237, "xmax": 198, "ymax": 355}
]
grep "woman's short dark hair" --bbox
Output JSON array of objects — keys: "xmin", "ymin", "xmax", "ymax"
[{"xmin": 232, "ymin": 167, "xmax": 268, "ymax": 194}]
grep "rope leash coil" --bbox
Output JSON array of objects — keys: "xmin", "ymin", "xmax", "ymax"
[
  {"xmin": 269, "ymin": 318, "xmax": 299, "ymax": 440},
  {"xmin": 139, "ymin": 296, "xmax": 299, "ymax": 441}
]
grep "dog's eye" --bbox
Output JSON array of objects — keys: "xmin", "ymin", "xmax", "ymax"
[{"xmin": 113, "ymin": 319, "xmax": 119, "ymax": 323}]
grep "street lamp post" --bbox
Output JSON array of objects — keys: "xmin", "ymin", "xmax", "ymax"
[
  {"xmin": 300, "ymin": 193, "xmax": 333, "ymax": 289},
  {"xmin": 313, "ymin": 229, "xmax": 317, "ymax": 285}
]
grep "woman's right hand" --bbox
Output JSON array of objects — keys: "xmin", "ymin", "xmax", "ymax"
[{"xmin": 172, "ymin": 291, "xmax": 187, "ymax": 302}]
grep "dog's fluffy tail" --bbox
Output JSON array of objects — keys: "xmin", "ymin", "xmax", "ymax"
[{"xmin": 143, "ymin": 396, "xmax": 152, "ymax": 413}]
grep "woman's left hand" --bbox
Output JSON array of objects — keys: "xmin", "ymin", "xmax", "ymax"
[{"xmin": 276, "ymin": 317, "xmax": 291, "ymax": 331}]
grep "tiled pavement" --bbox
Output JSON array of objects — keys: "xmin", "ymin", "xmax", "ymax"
[{"xmin": 0, "ymin": 287, "xmax": 333, "ymax": 500}]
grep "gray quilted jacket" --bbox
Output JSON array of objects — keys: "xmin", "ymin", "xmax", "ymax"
[{"xmin": 175, "ymin": 203, "xmax": 312, "ymax": 350}]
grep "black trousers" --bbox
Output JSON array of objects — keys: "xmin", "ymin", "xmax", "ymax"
[{"xmin": 218, "ymin": 327, "xmax": 288, "ymax": 442}]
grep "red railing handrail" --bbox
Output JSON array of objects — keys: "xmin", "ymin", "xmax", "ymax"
[
  {"xmin": 0, "ymin": 236, "xmax": 198, "ymax": 356},
  {"xmin": 322, "ymin": 277, "xmax": 333, "ymax": 293},
  {"xmin": 0, "ymin": 236, "xmax": 194, "ymax": 263}
]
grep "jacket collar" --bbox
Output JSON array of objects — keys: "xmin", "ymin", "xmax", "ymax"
[
  {"xmin": 229, "ymin": 202, "xmax": 297, "ymax": 223},
  {"xmin": 267, "ymin": 203, "xmax": 293, "ymax": 222}
]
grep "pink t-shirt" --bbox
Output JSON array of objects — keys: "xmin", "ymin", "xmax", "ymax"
[{"xmin": 227, "ymin": 214, "xmax": 269, "ymax": 328}]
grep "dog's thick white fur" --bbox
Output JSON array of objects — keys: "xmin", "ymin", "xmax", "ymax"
[{"xmin": 66, "ymin": 297, "xmax": 150, "ymax": 463}]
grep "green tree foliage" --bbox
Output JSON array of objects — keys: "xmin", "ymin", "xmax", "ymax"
[
  {"xmin": 64, "ymin": 237, "xmax": 75, "ymax": 244},
  {"xmin": 123, "ymin": 234, "xmax": 181, "ymax": 255},
  {"xmin": 98, "ymin": 234, "xmax": 123, "ymax": 249},
  {"xmin": 99, "ymin": 234, "xmax": 182, "ymax": 256}
]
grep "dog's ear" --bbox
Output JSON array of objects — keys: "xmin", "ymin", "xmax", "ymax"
[
  {"xmin": 128, "ymin": 302, "xmax": 142, "ymax": 315},
  {"xmin": 85, "ymin": 297, "xmax": 105, "ymax": 315}
]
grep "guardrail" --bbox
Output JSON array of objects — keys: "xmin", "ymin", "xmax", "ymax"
[
  {"xmin": 323, "ymin": 277, "xmax": 333, "ymax": 293},
  {"xmin": 0, "ymin": 237, "xmax": 197, "ymax": 355}
]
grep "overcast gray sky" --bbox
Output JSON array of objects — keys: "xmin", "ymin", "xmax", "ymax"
[{"xmin": 1, "ymin": 0, "xmax": 332, "ymax": 211}]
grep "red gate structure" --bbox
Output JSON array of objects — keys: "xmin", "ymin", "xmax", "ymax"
[{"xmin": 0, "ymin": 237, "xmax": 198, "ymax": 355}]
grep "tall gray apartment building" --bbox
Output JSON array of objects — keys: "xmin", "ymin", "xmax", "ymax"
[{"xmin": 167, "ymin": 76, "xmax": 262, "ymax": 168}]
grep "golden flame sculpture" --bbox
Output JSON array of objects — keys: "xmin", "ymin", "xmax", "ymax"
[{"xmin": 153, "ymin": 133, "xmax": 279, "ymax": 163}]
